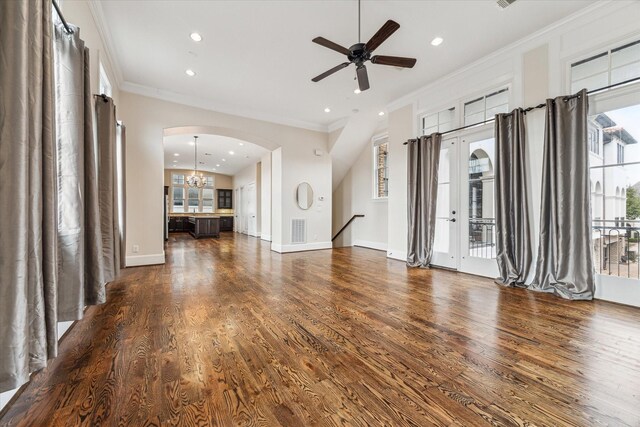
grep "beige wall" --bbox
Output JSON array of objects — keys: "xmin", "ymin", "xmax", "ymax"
[{"xmin": 119, "ymin": 91, "xmax": 330, "ymax": 263}]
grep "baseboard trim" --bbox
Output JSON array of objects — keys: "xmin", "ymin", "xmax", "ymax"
[
  {"xmin": 386, "ymin": 250, "xmax": 407, "ymax": 262},
  {"xmin": 271, "ymin": 241, "xmax": 332, "ymax": 253},
  {"xmin": 126, "ymin": 252, "xmax": 165, "ymax": 267},
  {"xmin": 354, "ymin": 240, "xmax": 387, "ymax": 252},
  {"xmin": 261, "ymin": 234, "xmax": 271, "ymax": 242}
]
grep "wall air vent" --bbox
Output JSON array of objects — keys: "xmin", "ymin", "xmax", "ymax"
[
  {"xmin": 496, "ymin": 0, "xmax": 516, "ymax": 8},
  {"xmin": 291, "ymin": 219, "xmax": 306, "ymax": 244}
]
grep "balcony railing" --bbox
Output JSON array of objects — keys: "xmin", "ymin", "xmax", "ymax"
[
  {"xmin": 592, "ymin": 219, "xmax": 640, "ymax": 279},
  {"xmin": 469, "ymin": 218, "xmax": 496, "ymax": 259}
]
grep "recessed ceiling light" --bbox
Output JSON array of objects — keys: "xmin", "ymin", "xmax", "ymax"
[
  {"xmin": 324, "ymin": 107, "xmax": 331, "ymax": 113},
  {"xmin": 229, "ymin": 151, "xmax": 234, "ymax": 155},
  {"xmin": 173, "ymin": 160, "xmax": 178, "ymax": 163},
  {"xmin": 185, "ymin": 69, "xmax": 196, "ymax": 77},
  {"xmin": 222, "ymin": 158, "xmax": 226, "ymax": 162},
  {"xmin": 239, "ymin": 142, "xmax": 244, "ymax": 146},
  {"xmin": 190, "ymin": 32, "xmax": 202, "ymax": 42},
  {"xmin": 174, "ymin": 153, "xmax": 180, "ymax": 156},
  {"xmin": 378, "ymin": 111, "xmax": 385, "ymax": 116},
  {"xmin": 212, "ymin": 168, "xmax": 216, "ymax": 171},
  {"xmin": 354, "ymin": 88, "xmax": 361, "ymax": 94},
  {"xmin": 216, "ymin": 164, "xmax": 220, "ymax": 167},
  {"xmin": 431, "ymin": 37, "xmax": 443, "ymax": 46},
  {"xmin": 189, "ymin": 141, "xmax": 195, "ymax": 146}
]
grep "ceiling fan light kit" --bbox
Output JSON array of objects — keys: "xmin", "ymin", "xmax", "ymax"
[{"xmin": 311, "ymin": 0, "xmax": 416, "ymax": 92}]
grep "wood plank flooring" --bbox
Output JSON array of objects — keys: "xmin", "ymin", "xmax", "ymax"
[{"xmin": 2, "ymin": 233, "xmax": 640, "ymax": 426}]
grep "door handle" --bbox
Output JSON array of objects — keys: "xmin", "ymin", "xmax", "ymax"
[{"xmin": 450, "ymin": 218, "xmax": 456, "ymax": 222}]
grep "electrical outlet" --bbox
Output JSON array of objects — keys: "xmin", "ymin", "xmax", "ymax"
[{"xmin": 132, "ymin": 245, "xmax": 139, "ymax": 253}]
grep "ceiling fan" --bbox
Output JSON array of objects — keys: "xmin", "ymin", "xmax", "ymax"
[{"xmin": 311, "ymin": 0, "xmax": 416, "ymax": 92}]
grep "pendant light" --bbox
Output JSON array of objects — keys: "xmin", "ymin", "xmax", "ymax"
[{"xmin": 186, "ymin": 136, "xmax": 207, "ymax": 188}]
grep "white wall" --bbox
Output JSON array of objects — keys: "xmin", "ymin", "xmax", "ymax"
[
  {"xmin": 118, "ymin": 92, "xmax": 330, "ymax": 264},
  {"xmin": 260, "ymin": 152, "xmax": 272, "ymax": 241},
  {"xmin": 273, "ymin": 143, "xmax": 332, "ymax": 253},
  {"xmin": 271, "ymin": 148, "xmax": 283, "ymax": 249},
  {"xmin": 332, "ymin": 136, "xmax": 388, "ymax": 251}
]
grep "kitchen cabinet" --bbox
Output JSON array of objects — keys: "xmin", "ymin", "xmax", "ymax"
[
  {"xmin": 217, "ymin": 189, "xmax": 233, "ymax": 209},
  {"xmin": 219, "ymin": 216, "xmax": 234, "ymax": 231}
]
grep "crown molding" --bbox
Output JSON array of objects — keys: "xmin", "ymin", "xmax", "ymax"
[
  {"xmin": 386, "ymin": 0, "xmax": 619, "ymax": 112},
  {"xmin": 87, "ymin": 0, "xmax": 124, "ymax": 88},
  {"xmin": 120, "ymin": 81, "xmax": 329, "ymax": 133}
]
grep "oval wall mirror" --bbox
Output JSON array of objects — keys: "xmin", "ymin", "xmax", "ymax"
[{"xmin": 296, "ymin": 182, "xmax": 314, "ymax": 210}]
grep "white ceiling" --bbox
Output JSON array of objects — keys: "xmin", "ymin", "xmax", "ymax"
[
  {"xmin": 100, "ymin": 0, "xmax": 596, "ymax": 130},
  {"xmin": 163, "ymin": 134, "xmax": 268, "ymax": 175}
]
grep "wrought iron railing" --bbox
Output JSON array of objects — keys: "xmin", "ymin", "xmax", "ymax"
[
  {"xmin": 469, "ymin": 218, "xmax": 496, "ymax": 259},
  {"xmin": 592, "ymin": 219, "xmax": 640, "ymax": 279}
]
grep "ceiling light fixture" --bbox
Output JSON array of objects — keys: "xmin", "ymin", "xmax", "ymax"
[
  {"xmin": 174, "ymin": 153, "xmax": 180, "ymax": 156},
  {"xmin": 216, "ymin": 164, "xmax": 220, "ymax": 167},
  {"xmin": 222, "ymin": 158, "xmax": 226, "ymax": 162},
  {"xmin": 189, "ymin": 141, "xmax": 195, "ymax": 146},
  {"xmin": 354, "ymin": 88, "xmax": 361, "ymax": 94},
  {"xmin": 185, "ymin": 69, "xmax": 196, "ymax": 77},
  {"xmin": 186, "ymin": 136, "xmax": 207, "ymax": 188},
  {"xmin": 190, "ymin": 32, "xmax": 202, "ymax": 42},
  {"xmin": 324, "ymin": 107, "xmax": 331, "ymax": 113},
  {"xmin": 431, "ymin": 37, "xmax": 443, "ymax": 46},
  {"xmin": 239, "ymin": 142, "xmax": 244, "ymax": 146},
  {"xmin": 378, "ymin": 111, "xmax": 385, "ymax": 116},
  {"xmin": 229, "ymin": 151, "xmax": 234, "ymax": 155}
]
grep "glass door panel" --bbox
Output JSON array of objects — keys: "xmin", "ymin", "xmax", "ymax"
[{"xmin": 432, "ymin": 138, "xmax": 458, "ymax": 269}]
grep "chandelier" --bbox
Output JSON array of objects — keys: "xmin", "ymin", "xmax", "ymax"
[{"xmin": 187, "ymin": 136, "xmax": 207, "ymax": 188}]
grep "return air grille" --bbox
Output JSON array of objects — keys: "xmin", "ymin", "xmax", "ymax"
[
  {"xmin": 291, "ymin": 219, "xmax": 306, "ymax": 244},
  {"xmin": 496, "ymin": 0, "xmax": 516, "ymax": 8}
]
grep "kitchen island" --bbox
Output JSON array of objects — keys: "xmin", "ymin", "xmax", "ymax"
[{"xmin": 187, "ymin": 216, "xmax": 220, "ymax": 239}]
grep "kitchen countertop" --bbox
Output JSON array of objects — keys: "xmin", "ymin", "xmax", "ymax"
[{"xmin": 170, "ymin": 212, "xmax": 234, "ymax": 217}]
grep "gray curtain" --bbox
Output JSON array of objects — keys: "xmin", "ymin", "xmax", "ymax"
[
  {"xmin": 118, "ymin": 124, "xmax": 127, "ymax": 269},
  {"xmin": 531, "ymin": 89, "xmax": 595, "ymax": 300},
  {"xmin": 407, "ymin": 133, "xmax": 442, "ymax": 268},
  {"xmin": 495, "ymin": 109, "xmax": 534, "ymax": 286},
  {"xmin": 54, "ymin": 24, "xmax": 106, "ymax": 320},
  {"xmin": 0, "ymin": 0, "xmax": 59, "ymax": 392},
  {"xmin": 95, "ymin": 97, "xmax": 121, "ymax": 282}
]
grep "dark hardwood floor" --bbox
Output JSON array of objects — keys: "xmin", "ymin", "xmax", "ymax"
[{"xmin": 2, "ymin": 233, "xmax": 640, "ymax": 426}]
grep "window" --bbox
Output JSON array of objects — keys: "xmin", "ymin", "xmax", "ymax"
[
  {"xmin": 172, "ymin": 173, "xmax": 184, "ymax": 185},
  {"xmin": 588, "ymin": 127, "xmax": 600, "ymax": 155},
  {"xmin": 202, "ymin": 188, "xmax": 214, "ymax": 213},
  {"xmin": 571, "ymin": 39, "xmax": 640, "ymax": 93},
  {"xmin": 618, "ymin": 143, "xmax": 625, "ymax": 164},
  {"xmin": 172, "ymin": 187, "xmax": 185, "ymax": 213},
  {"xmin": 589, "ymin": 103, "xmax": 640, "ymax": 278},
  {"xmin": 373, "ymin": 136, "xmax": 388, "ymax": 199},
  {"xmin": 421, "ymin": 107, "xmax": 455, "ymax": 135},
  {"xmin": 464, "ymin": 88, "xmax": 509, "ymax": 126},
  {"xmin": 99, "ymin": 63, "xmax": 112, "ymax": 97},
  {"xmin": 187, "ymin": 187, "xmax": 200, "ymax": 212}
]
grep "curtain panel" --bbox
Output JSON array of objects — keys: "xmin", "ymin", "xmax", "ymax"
[
  {"xmin": 531, "ymin": 89, "xmax": 595, "ymax": 300},
  {"xmin": 95, "ymin": 97, "xmax": 121, "ymax": 282},
  {"xmin": 0, "ymin": 0, "xmax": 59, "ymax": 392},
  {"xmin": 407, "ymin": 133, "xmax": 442, "ymax": 268},
  {"xmin": 54, "ymin": 24, "xmax": 106, "ymax": 320},
  {"xmin": 494, "ymin": 109, "xmax": 534, "ymax": 286}
]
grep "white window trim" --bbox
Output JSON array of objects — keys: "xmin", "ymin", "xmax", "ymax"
[
  {"xmin": 99, "ymin": 62, "xmax": 112, "ymax": 97},
  {"xmin": 372, "ymin": 133, "xmax": 389, "ymax": 201}
]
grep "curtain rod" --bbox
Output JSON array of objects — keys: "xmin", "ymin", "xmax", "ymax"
[
  {"xmin": 404, "ymin": 76, "xmax": 640, "ymax": 145},
  {"xmin": 52, "ymin": 0, "xmax": 74, "ymax": 35}
]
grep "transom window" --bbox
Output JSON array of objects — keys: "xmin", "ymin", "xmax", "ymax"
[
  {"xmin": 571, "ymin": 39, "xmax": 640, "ymax": 93},
  {"xmin": 373, "ymin": 136, "xmax": 389, "ymax": 199},
  {"xmin": 421, "ymin": 107, "xmax": 455, "ymax": 135},
  {"xmin": 463, "ymin": 88, "xmax": 509, "ymax": 126}
]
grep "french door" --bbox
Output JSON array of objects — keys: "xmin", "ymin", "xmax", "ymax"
[{"xmin": 431, "ymin": 128, "xmax": 499, "ymax": 278}]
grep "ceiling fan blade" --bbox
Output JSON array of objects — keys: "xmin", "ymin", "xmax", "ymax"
[
  {"xmin": 371, "ymin": 55, "xmax": 417, "ymax": 68},
  {"xmin": 365, "ymin": 20, "xmax": 400, "ymax": 53},
  {"xmin": 311, "ymin": 62, "xmax": 350, "ymax": 82},
  {"xmin": 312, "ymin": 37, "xmax": 351, "ymax": 56},
  {"xmin": 356, "ymin": 65, "xmax": 370, "ymax": 91}
]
